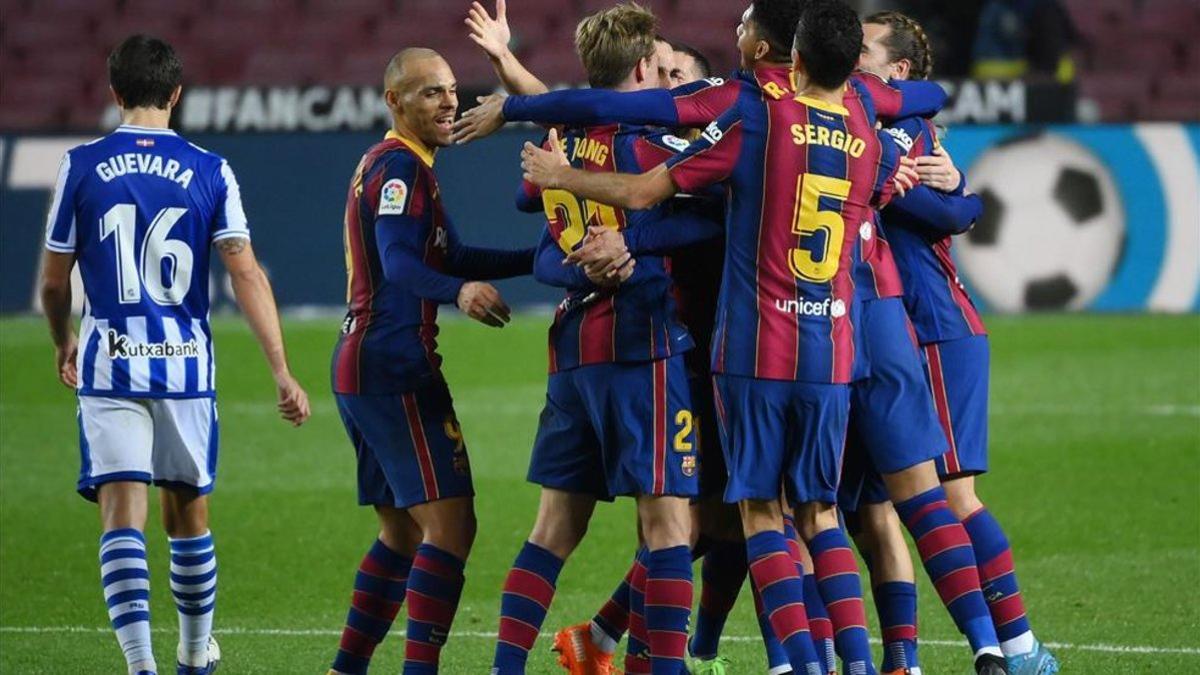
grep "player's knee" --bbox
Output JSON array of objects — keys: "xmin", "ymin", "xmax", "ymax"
[
  {"xmin": 860, "ymin": 502, "xmax": 900, "ymax": 538},
  {"xmin": 161, "ymin": 499, "xmax": 209, "ymax": 539},
  {"xmin": 98, "ymin": 481, "xmax": 149, "ymax": 532},
  {"xmin": 793, "ymin": 501, "xmax": 839, "ymax": 540},
  {"xmin": 737, "ymin": 498, "xmax": 783, "ymax": 537},
  {"xmin": 528, "ymin": 515, "xmax": 587, "ymax": 559},
  {"xmin": 639, "ymin": 498, "xmax": 691, "ymax": 550},
  {"xmin": 943, "ymin": 479, "xmax": 985, "ymax": 520},
  {"xmin": 414, "ymin": 498, "xmax": 477, "ymax": 559}
]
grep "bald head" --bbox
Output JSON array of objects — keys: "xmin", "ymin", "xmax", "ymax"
[
  {"xmin": 384, "ymin": 47, "xmax": 443, "ymax": 91},
  {"xmin": 382, "ymin": 47, "xmax": 458, "ymax": 148}
]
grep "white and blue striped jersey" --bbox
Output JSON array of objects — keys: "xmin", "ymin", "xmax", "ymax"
[{"xmin": 44, "ymin": 124, "xmax": 250, "ymax": 398}]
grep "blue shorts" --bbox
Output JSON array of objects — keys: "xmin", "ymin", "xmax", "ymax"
[
  {"xmin": 713, "ymin": 373, "xmax": 850, "ymax": 505},
  {"xmin": 923, "ymin": 335, "xmax": 990, "ymax": 477},
  {"xmin": 528, "ymin": 356, "xmax": 698, "ymax": 499},
  {"xmin": 837, "ymin": 437, "xmax": 889, "ymax": 512},
  {"xmin": 839, "ymin": 299, "xmax": 948, "ymax": 510},
  {"xmin": 335, "ymin": 378, "xmax": 473, "ymax": 509},
  {"xmin": 690, "ymin": 371, "xmax": 728, "ymax": 500}
]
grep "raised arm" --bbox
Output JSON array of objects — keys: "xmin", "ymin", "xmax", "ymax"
[
  {"xmin": 520, "ymin": 129, "xmax": 679, "ymax": 210},
  {"xmin": 465, "ymin": 0, "xmax": 549, "ymax": 95},
  {"xmin": 851, "ymin": 71, "xmax": 948, "ymax": 122}
]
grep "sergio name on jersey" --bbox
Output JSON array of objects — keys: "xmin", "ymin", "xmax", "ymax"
[{"xmin": 44, "ymin": 124, "xmax": 250, "ymax": 398}]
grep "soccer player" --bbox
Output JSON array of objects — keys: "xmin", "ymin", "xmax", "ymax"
[
  {"xmin": 485, "ymin": 3, "xmax": 1033, "ymax": 672},
  {"xmin": 669, "ymin": 43, "xmax": 712, "ymax": 88},
  {"xmin": 455, "ymin": 6, "xmax": 951, "ymax": 672},
  {"xmin": 487, "ymin": 5, "xmax": 723, "ymax": 674},
  {"xmin": 462, "ymin": 7, "xmax": 740, "ymax": 674},
  {"xmin": 328, "ymin": 48, "xmax": 534, "ymax": 675},
  {"xmin": 39, "ymin": 35, "xmax": 311, "ymax": 675},
  {"xmin": 521, "ymin": 3, "xmax": 913, "ymax": 673},
  {"xmin": 859, "ymin": 12, "xmax": 1060, "ymax": 675}
]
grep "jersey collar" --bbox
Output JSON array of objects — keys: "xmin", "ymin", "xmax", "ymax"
[
  {"xmin": 795, "ymin": 88, "xmax": 850, "ymax": 116},
  {"xmin": 114, "ymin": 124, "xmax": 178, "ymax": 136},
  {"xmin": 385, "ymin": 129, "xmax": 436, "ymax": 167}
]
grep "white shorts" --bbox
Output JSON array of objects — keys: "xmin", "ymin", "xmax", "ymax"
[{"xmin": 76, "ymin": 396, "xmax": 219, "ymax": 501}]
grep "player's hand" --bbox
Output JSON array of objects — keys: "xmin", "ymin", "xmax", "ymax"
[
  {"xmin": 274, "ymin": 372, "xmax": 310, "ymax": 427},
  {"xmin": 588, "ymin": 254, "xmax": 636, "ymax": 286},
  {"xmin": 54, "ymin": 335, "xmax": 78, "ymax": 389},
  {"xmin": 893, "ymin": 156, "xmax": 920, "ymax": 197},
  {"xmin": 521, "ymin": 128, "xmax": 569, "ymax": 188},
  {"xmin": 452, "ymin": 93, "xmax": 507, "ymax": 144},
  {"xmin": 915, "ymin": 147, "xmax": 961, "ymax": 192},
  {"xmin": 465, "ymin": 0, "xmax": 511, "ymax": 62},
  {"xmin": 457, "ymin": 281, "xmax": 512, "ymax": 327},
  {"xmin": 566, "ymin": 226, "xmax": 634, "ymax": 283}
]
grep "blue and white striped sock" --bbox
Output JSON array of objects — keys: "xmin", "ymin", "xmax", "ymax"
[
  {"xmin": 100, "ymin": 528, "xmax": 155, "ymax": 671},
  {"xmin": 169, "ymin": 531, "xmax": 217, "ymax": 666}
]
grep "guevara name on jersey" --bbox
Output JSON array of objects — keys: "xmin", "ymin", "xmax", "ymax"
[{"xmin": 45, "ymin": 124, "xmax": 250, "ymax": 398}]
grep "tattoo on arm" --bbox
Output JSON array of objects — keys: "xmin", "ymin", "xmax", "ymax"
[{"xmin": 216, "ymin": 236, "xmax": 248, "ymax": 255}]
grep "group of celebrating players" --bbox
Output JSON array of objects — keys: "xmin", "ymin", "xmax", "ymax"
[{"xmin": 40, "ymin": 1, "xmax": 1063, "ymax": 674}]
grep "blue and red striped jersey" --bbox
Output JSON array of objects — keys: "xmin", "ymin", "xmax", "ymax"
[
  {"xmin": 881, "ymin": 117, "xmax": 987, "ymax": 343},
  {"xmin": 672, "ymin": 68, "xmax": 908, "ymax": 305},
  {"xmin": 665, "ymin": 68, "xmax": 900, "ymax": 383},
  {"xmin": 531, "ymin": 124, "xmax": 694, "ymax": 373},
  {"xmin": 333, "ymin": 131, "xmax": 532, "ymax": 394}
]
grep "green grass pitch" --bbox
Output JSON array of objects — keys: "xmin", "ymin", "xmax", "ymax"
[{"xmin": 1, "ymin": 313, "xmax": 1197, "ymax": 673}]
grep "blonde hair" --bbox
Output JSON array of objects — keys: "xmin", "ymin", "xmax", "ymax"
[
  {"xmin": 575, "ymin": 2, "xmax": 658, "ymax": 88},
  {"xmin": 865, "ymin": 11, "xmax": 934, "ymax": 80}
]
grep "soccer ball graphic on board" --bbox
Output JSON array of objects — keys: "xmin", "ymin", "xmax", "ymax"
[{"xmin": 955, "ymin": 132, "xmax": 1125, "ymax": 311}]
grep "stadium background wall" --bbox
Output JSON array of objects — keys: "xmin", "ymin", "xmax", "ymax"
[{"xmin": 1, "ymin": 124, "xmax": 1197, "ymax": 315}]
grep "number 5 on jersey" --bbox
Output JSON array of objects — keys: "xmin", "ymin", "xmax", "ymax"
[{"xmin": 789, "ymin": 173, "xmax": 851, "ymax": 282}]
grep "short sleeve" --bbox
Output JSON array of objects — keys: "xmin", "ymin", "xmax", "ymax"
[
  {"xmin": 43, "ymin": 153, "xmax": 76, "ymax": 253},
  {"xmin": 665, "ymin": 109, "xmax": 744, "ymax": 194},
  {"xmin": 211, "ymin": 160, "xmax": 250, "ymax": 243}
]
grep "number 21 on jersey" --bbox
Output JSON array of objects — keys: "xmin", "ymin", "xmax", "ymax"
[
  {"xmin": 789, "ymin": 173, "xmax": 851, "ymax": 283},
  {"xmin": 541, "ymin": 189, "xmax": 623, "ymax": 254}
]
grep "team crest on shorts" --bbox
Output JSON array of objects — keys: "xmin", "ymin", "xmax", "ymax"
[
  {"xmin": 443, "ymin": 414, "xmax": 470, "ymax": 475},
  {"xmin": 681, "ymin": 455, "xmax": 696, "ymax": 477}
]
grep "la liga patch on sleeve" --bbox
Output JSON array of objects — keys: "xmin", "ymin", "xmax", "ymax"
[{"xmin": 378, "ymin": 178, "xmax": 409, "ymax": 216}]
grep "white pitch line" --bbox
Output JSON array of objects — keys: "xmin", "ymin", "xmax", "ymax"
[{"xmin": 1, "ymin": 626, "xmax": 1197, "ymax": 656}]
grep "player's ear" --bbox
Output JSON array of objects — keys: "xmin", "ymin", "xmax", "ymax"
[
  {"xmin": 791, "ymin": 49, "xmax": 805, "ymax": 78},
  {"xmin": 635, "ymin": 57, "xmax": 648, "ymax": 85},
  {"xmin": 384, "ymin": 88, "xmax": 402, "ymax": 114},
  {"xmin": 167, "ymin": 85, "xmax": 183, "ymax": 110},
  {"xmin": 893, "ymin": 59, "xmax": 911, "ymax": 81},
  {"xmin": 755, "ymin": 39, "xmax": 772, "ymax": 62}
]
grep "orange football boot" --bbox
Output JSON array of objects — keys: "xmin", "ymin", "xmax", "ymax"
[{"xmin": 551, "ymin": 622, "xmax": 618, "ymax": 675}]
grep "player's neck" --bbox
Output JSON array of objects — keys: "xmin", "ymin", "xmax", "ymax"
[
  {"xmin": 121, "ymin": 107, "xmax": 172, "ymax": 129},
  {"xmin": 389, "ymin": 120, "xmax": 431, "ymax": 152},
  {"xmin": 794, "ymin": 80, "xmax": 844, "ymax": 107}
]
